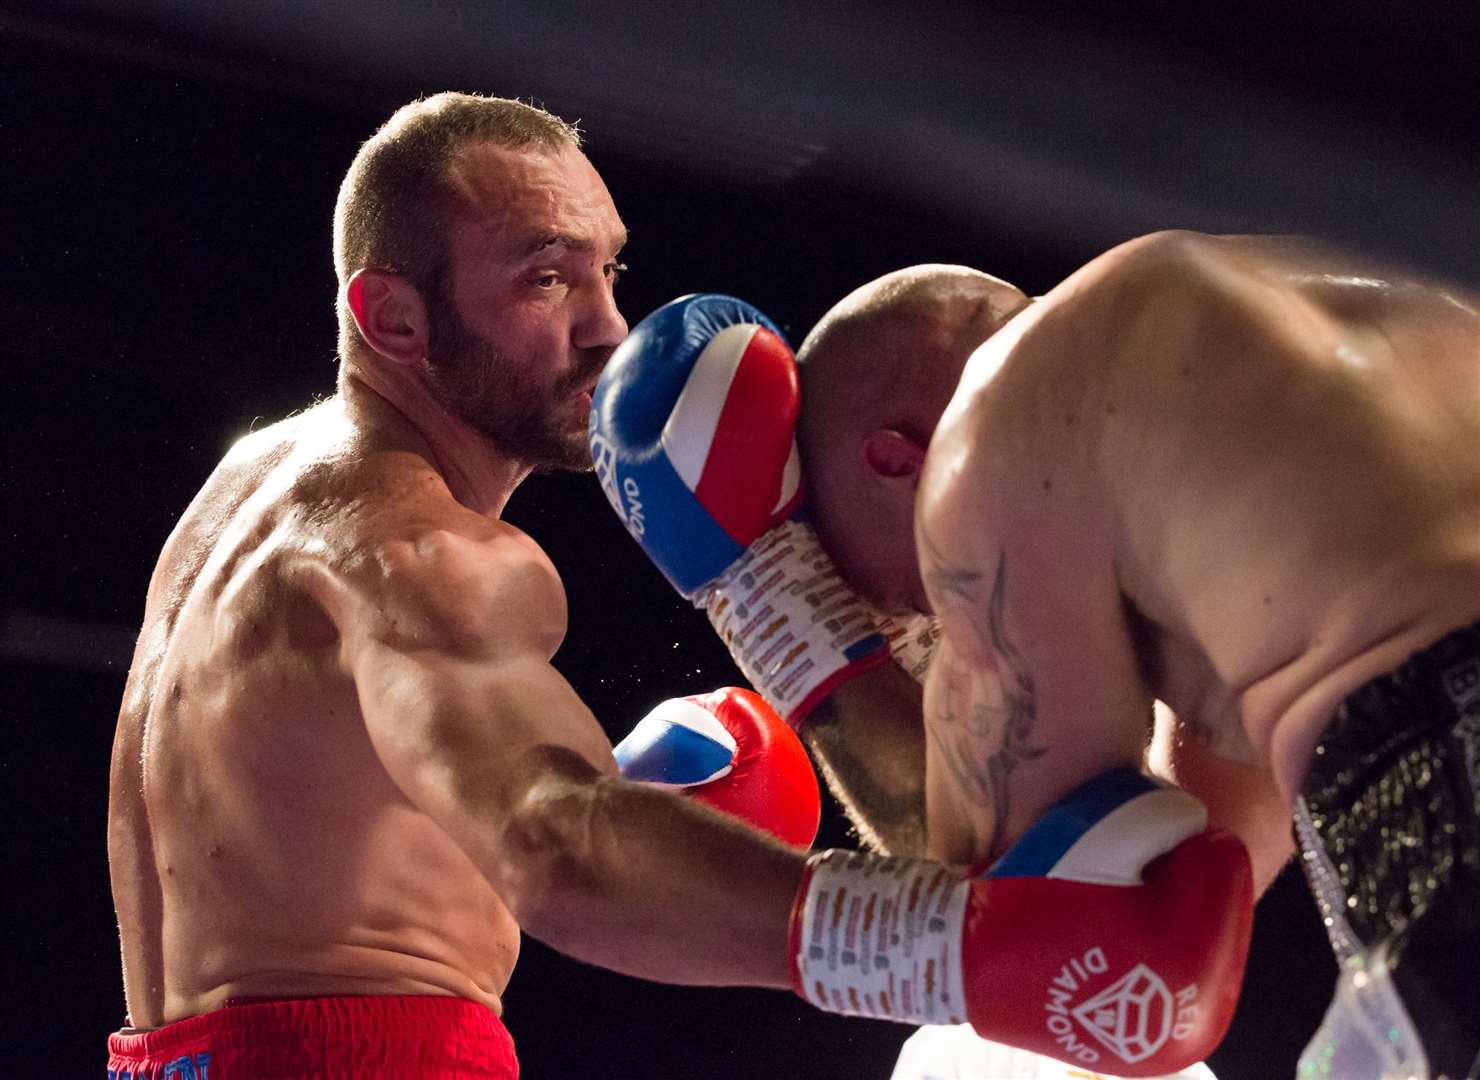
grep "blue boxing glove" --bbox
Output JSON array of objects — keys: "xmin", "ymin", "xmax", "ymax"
[{"xmin": 590, "ymin": 294, "xmax": 888, "ymax": 726}]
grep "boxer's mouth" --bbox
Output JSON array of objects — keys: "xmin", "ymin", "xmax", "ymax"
[{"xmin": 569, "ymin": 362, "xmax": 608, "ymax": 403}]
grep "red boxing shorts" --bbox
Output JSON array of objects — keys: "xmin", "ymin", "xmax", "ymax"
[{"xmin": 105, "ymin": 994, "xmax": 518, "ymax": 1078}]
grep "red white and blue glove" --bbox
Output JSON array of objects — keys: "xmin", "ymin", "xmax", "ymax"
[
  {"xmin": 789, "ymin": 769, "xmax": 1253, "ymax": 1077},
  {"xmin": 613, "ymin": 687, "xmax": 821, "ymax": 848},
  {"xmin": 590, "ymin": 294, "xmax": 889, "ymax": 727}
]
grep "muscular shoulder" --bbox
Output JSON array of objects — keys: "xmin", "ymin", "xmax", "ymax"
[
  {"xmin": 919, "ymin": 242, "xmax": 1225, "ymax": 555},
  {"xmin": 305, "ymin": 452, "xmax": 567, "ymax": 662},
  {"xmin": 374, "ymin": 519, "xmax": 564, "ymax": 660},
  {"xmin": 1053, "ymin": 231, "xmax": 1366, "ymax": 368},
  {"xmin": 936, "ymin": 232, "xmax": 1329, "ymax": 457},
  {"xmin": 1065, "ymin": 229, "xmax": 1256, "ymax": 294},
  {"xmin": 929, "ymin": 233, "xmax": 1210, "ymax": 447},
  {"xmin": 1036, "ymin": 231, "xmax": 1296, "ymax": 353},
  {"xmin": 917, "ymin": 234, "xmax": 1262, "ymax": 625}
]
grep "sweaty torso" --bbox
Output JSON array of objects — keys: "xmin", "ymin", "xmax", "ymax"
[
  {"xmin": 109, "ymin": 401, "xmax": 525, "ymax": 1029},
  {"xmin": 1104, "ymin": 238, "xmax": 1480, "ymax": 799},
  {"xmin": 923, "ymin": 234, "xmax": 1480, "ymax": 855}
]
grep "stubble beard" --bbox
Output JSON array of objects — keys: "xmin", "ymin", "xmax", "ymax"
[{"xmin": 424, "ymin": 294, "xmax": 595, "ymax": 474}]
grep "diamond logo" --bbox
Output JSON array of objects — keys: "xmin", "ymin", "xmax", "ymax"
[{"xmin": 1070, "ymin": 963, "xmax": 1174, "ymax": 1064}]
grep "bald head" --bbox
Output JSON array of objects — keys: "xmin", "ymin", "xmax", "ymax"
[
  {"xmin": 798, "ymin": 265, "xmax": 1027, "ymax": 449},
  {"xmin": 797, "ymin": 264, "xmax": 1028, "ymax": 467},
  {"xmin": 793, "ymin": 265, "xmax": 1029, "ymax": 612}
]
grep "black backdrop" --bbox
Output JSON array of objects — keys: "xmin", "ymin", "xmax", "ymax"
[{"xmin": 12, "ymin": 3, "xmax": 1476, "ymax": 1074}]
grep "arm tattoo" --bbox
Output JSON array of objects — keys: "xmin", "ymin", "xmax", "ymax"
[{"xmin": 922, "ymin": 533, "xmax": 1045, "ymax": 857}]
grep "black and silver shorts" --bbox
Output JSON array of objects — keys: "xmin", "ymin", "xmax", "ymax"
[{"xmin": 1297, "ymin": 619, "xmax": 1480, "ymax": 1079}]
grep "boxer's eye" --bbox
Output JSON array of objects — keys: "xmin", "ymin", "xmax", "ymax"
[
  {"xmin": 531, "ymin": 272, "xmax": 564, "ymax": 289},
  {"xmin": 604, "ymin": 261, "xmax": 628, "ymax": 285}
]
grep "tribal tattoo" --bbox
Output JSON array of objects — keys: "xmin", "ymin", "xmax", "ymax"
[{"xmin": 921, "ymin": 530, "xmax": 1045, "ymax": 857}]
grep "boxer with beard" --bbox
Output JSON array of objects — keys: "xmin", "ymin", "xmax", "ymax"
[{"xmin": 105, "ymin": 92, "xmax": 823, "ymax": 1079}]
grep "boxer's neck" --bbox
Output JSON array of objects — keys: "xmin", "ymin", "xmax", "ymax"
[{"xmin": 341, "ymin": 360, "xmax": 530, "ymax": 517}]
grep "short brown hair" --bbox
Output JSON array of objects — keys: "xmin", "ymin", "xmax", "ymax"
[{"xmin": 332, "ymin": 92, "xmax": 582, "ymax": 359}]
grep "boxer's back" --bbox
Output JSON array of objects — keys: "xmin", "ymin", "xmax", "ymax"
[
  {"xmin": 1102, "ymin": 236, "xmax": 1480, "ymax": 794},
  {"xmin": 109, "ymin": 401, "xmax": 521, "ymax": 1030},
  {"xmin": 928, "ymin": 232, "xmax": 1480, "ymax": 810}
]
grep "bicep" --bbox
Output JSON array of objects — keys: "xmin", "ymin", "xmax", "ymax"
[
  {"xmin": 922, "ymin": 632, "xmax": 1041, "ymax": 865},
  {"xmin": 310, "ymin": 527, "xmax": 617, "ymax": 869},
  {"xmin": 917, "ymin": 440, "xmax": 1149, "ymax": 866},
  {"xmin": 354, "ymin": 641, "xmax": 617, "ymax": 835}
]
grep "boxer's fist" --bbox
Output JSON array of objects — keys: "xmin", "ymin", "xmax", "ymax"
[
  {"xmin": 590, "ymin": 295, "xmax": 887, "ymax": 725},
  {"xmin": 589, "ymin": 294, "xmax": 799, "ymax": 595},
  {"xmin": 789, "ymin": 770, "xmax": 1253, "ymax": 1076},
  {"xmin": 613, "ymin": 687, "xmax": 821, "ymax": 848}
]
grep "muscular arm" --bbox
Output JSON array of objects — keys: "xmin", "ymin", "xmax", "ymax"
[
  {"xmin": 800, "ymin": 662, "xmax": 927, "ymax": 855},
  {"xmin": 919, "ymin": 549, "xmax": 1049, "ymax": 864},
  {"xmin": 302, "ymin": 514, "xmax": 801, "ymax": 988},
  {"xmin": 915, "ymin": 293, "xmax": 1154, "ymax": 868}
]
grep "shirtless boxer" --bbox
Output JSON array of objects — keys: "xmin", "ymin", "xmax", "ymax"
[
  {"xmin": 105, "ymin": 92, "xmax": 835, "ymax": 1079},
  {"xmin": 773, "ymin": 238, "xmax": 1479, "ymax": 1077},
  {"xmin": 591, "ymin": 294, "xmax": 1252, "ymax": 1075},
  {"xmin": 106, "ymin": 90, "xmax": 1252, "ymax": 1078}
]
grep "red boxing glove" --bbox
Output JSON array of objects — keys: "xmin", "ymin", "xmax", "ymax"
[
  {"xmin": 788, "ymin": 770, "xmax": 1252, "ymax": 1076},
  {"xmin": 613, "ymin": 687, "xmax": 821, "ymax": 848}
]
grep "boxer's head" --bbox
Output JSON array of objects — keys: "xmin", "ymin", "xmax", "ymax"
[
  {"xmin": 335, "ymin": 93, "xmax": 628, "ymax": 472},
  {"xmin": 797, "ymin": 266, "xmax": 1029, "ymax": 613}
]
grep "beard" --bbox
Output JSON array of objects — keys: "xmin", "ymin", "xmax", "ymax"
[{"xmin": 423, "ymin": 291, "xmax": 600, "ymax": 473}]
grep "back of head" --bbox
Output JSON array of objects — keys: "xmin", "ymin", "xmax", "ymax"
[
  {"xmin": 332, "ymin": 92, "xmax": 582, "ymax": 361},
  {"xmin": 794, "ymin": 265, "xmax": 1029, "ymax": 608},
  {"xmin": 796, "ymin": 264, "xmax": 1028, "ymax": 474}
]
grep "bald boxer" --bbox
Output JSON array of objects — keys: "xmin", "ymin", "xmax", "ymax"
[
  {"xmin": 106, "ymin": 92, "xmax": 830, "ymax": 1079},
  {"xmin": 591, "ymin": 294, "xmax": 1252, "ymax": 1075},
  {"xmin": 778, "ymin": 237, "xmax": 1479, "ymax": 1077}
]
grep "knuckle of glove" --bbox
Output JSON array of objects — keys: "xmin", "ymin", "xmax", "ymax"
[{"xmin": 589, "ymin": 293, "xmax": 796, "ymax": 596}]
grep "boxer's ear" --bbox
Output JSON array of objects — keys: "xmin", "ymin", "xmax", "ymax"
[
  {"xmin": 861, "ymin": 428, "xmax": 926, "ymax": 487},
  {"xmin": 345, "ymin": 268, "xmax": 428, "ymax": 367}
]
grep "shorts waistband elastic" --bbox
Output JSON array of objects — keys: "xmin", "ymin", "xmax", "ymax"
[{"xmin": 107, "ymin": 993, "xmax": 515, "ymax": 1069}]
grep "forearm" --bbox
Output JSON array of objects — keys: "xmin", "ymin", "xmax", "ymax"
[
  {"xmin": 801, "ymin": 663, "xmax": 928, "ymax": 855},
  {"xmin": 1148, "ymin": 703, "xmax": 1295, "ymax": 895},
  {"xmin": 494, "ymin": 746, "xmax": 802, "ymax": 987}
]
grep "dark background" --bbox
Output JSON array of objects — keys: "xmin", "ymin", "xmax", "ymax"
[{"xmin": 4, "ymin": 3, "xmax": 1478, "ymax": 1077}]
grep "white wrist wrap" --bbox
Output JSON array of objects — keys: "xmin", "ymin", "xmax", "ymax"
[
  {"xmin": 875, "ymin": 611, "xmax": 943, "ymax": 684},
  {"xmin": 793, "ymin": 849, "xmax": 970, "ymax": 1026},
  {"xmin": 698, "ymin": 518, "xmax": 886, "ymax": 725}
]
